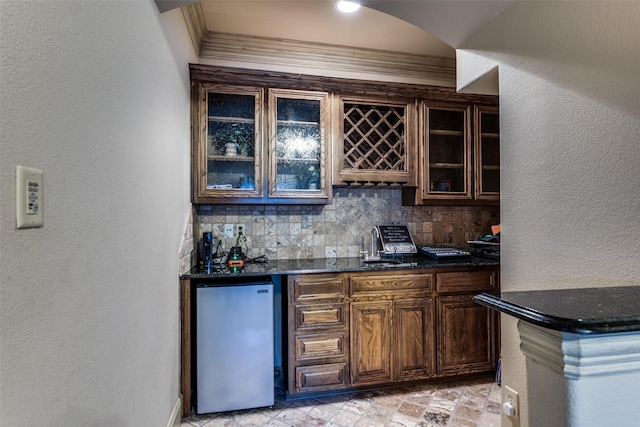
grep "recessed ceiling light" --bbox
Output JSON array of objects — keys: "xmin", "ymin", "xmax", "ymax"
[{"xmin": 336, "ymin": 0, "xmax": 361, "ymax": 13}]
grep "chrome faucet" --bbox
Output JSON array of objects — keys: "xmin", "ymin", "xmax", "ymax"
[{"xmin": 370, "ymin": 227, "xmax": 381, "ymax": 259}]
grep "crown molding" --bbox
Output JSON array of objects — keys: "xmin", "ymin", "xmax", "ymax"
[
  {"xmin": 200, "ymin": 32, "xmax": 456, "ymax": 86},
  {"xmin": 181, "ymin": 2, "xmax": 207, "ymax": 55},
  {"xmin": 180, "ymin": 3, "xmax": 456, "ymax": 87}
]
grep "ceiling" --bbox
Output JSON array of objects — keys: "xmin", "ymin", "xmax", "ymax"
[
  {"xmin": 156, "ymin": 0, "xmax": 508, "ymax": 90},
  {"xmin": 157, "ymin": 0, "xmax": 512, "ymax": 58},
  {"xmin": 198, "ymin": 0, "xmax": 455, "ymax": 59}
]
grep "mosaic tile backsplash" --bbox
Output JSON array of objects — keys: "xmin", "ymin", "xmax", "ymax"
[{"xmin": 194, "ymin": 188, "xmax": 499, "ymax": 262}]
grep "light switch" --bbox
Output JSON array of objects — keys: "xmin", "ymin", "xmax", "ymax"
[{"xmin": 16, "ymin": 166, "xmax": 43, "ymax": 229}]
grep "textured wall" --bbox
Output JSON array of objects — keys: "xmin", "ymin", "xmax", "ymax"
[
  {"xmin": 0, "ymin": 2, "xmax": 194, "ymax": 425},
  {"xmin": 456, "ymin": 2, "xmax": 640, "ymax": 426},
  {"xmin": 195, "ymin": 188, "xmax": 499, "ymax": 261}
]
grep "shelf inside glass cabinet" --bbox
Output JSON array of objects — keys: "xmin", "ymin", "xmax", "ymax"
[
  {"xmin": 206, "ymin": 158, "xmax": 256, "ymax": 190},
  {"xmin": 208, "ymin": 155, "xmax": 254, "ymax": 161}
]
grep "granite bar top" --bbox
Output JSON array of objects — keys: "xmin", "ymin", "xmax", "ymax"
[
  {"xmin": 181, "ymin": 256, "xmax": 498, "ymax": 280},
  {"xmin": 474, "ymin": 286, "xmax": 640, "ymax": 334}
]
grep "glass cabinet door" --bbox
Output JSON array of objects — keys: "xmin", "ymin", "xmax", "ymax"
[
  {"xmin": 474, "ymin": 106, "xmax": 500, "ymax": 200},
  {"xmin": 423, "ymin": 105, "xmax": 472, "ymax": 199},
  {"xmin": 193, "ymin": 85, "xmax": 263, "ymax": 202},
  {"xmin": 268, "ymin": 89, "xmax": 330, "ymax": 200}
]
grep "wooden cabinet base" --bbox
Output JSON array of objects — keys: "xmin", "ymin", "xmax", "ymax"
[{"xmin": 287, "ymin": 267, "xmax": 498, "ymax": 397}]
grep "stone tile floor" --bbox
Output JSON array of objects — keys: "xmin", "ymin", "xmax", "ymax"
[{"xmin": 181, "ymin": 375, "xmax": 502, "ymax": 427}]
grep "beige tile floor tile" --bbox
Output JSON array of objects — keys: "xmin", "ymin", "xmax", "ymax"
[{"xmin": 182, "ymin": 375, "xmax": 500, "ymax": 427}]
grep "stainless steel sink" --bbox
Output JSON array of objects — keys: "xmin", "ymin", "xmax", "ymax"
[{"xmin": 363, "ymin": 259, "xmax": 417, "ymax": 268}]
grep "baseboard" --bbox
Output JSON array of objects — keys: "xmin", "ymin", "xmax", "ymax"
[{"xmin": 167, "ymin": 396, "xmax": 183, "ymax": 427}]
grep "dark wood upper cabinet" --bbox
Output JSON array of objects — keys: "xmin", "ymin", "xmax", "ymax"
[
  {"xmin": 422, "ymin": 103, "xmax": 473, "ymax": 200},
  {"xmin": 191, "ymin": 70, "xmax": 332, "ymax": 204},
  {"xmin": 190, "ymin": 65, "xmax": 498, "ymax": 204},
  {"xmin": 403, "ymin": 100, "xmax": 499, "ymax": 206},
  {"xmin": 474, "ymin": 105, "xmax": 500, "ymax": 201},
  {"xmin": 333, "ymin": 95, "xmax": 418, "ymax": 187}
]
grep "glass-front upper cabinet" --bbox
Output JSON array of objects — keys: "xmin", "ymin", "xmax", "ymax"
[
  {"xmin": 268, "ymin": 89, "xmax": 331, "ymax": 201},
  {"xmin": 192, "ymin": 84, "xmax": 264, "ymax": 203},
  {"xmin": 474, "ymin": 105, "xmax": 500, "ymax": 200},
  {"xmin": 192, "ymin": 83, "xmax": 331, "ymax": 204},
  {"xmin": 422, "ymin": 104, "xmax": 472, "ymax": 200}
]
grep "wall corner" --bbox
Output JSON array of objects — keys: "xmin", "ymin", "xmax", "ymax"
[{"xmin": 456, "ymin": 50, "xmax": 499, "ymax": 95}]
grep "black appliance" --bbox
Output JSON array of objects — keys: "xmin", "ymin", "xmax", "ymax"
[{"xmin": 418, "ymin": 245, "xmax": 472, "ymax": 260}]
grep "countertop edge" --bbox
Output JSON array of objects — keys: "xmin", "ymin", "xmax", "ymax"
[
  {"xmin": 181, "ymin": 256, "xmax": 499, "ymax": 279},
  {"xmin": 474, "ymin": 291, "xmax": 640, "ymax": 335}
]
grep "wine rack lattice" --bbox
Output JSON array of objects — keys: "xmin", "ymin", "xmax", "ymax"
[{"xmin": 343, "ymin": 103, "xmax": 406, "ymax": 171}]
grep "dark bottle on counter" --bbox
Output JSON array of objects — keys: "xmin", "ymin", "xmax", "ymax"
[{"xmin": 201, "ymin": 232, "xmax": 213, "ymax": 269}]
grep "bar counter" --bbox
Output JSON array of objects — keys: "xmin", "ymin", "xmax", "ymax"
[{"xmin": 474, "ymin": 286, "xmax": 640, "ymax": 334}]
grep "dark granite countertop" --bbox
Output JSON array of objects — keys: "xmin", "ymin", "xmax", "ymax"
[
  {"xmin": 181, "ymin": 256, "xmax": 499, "ymax": 280},
  {"xmin": 474, "ymin": 286, "xmax": 640, "ymax": 334}
]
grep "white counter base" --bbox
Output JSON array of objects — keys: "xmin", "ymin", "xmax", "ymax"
[{"xmin": 518, "ymin": 321, "xmax": 640, "ymax": 427}]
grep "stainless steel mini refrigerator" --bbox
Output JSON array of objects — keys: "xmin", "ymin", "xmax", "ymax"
[{"xmin": 196, "ymin": 281, "xmax": 274, "ymax": 414}]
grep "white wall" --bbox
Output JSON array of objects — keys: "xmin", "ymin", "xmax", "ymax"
[
  {"xmin": 0, "ymin": 1, "xmax": 195, "ymax": 425},
  {"xmin": 455, "ymin": 2, "xmax": 640, "ymax": 426}
]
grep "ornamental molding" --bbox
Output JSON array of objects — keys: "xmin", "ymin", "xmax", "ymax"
[
  {"xmin": 181, "ymin": 4, "xmax": 456, "ymax": 87},
  {"xmin": 181, "ymin": 2, "xmax": 207, "ymax": 54},
  {"xmin": 518, "ymin": 321, "xmax": 640, "ymax": 379}
]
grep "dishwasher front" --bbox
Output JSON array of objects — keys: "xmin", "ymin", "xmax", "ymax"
[{"xmin": 196, "ymin": 280, "xmax": 274, "ymax": 414}]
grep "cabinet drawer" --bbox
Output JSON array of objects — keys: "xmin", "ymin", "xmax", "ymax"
[
  {"xmin": 295, "ymin": 303, "xmax": 346, "ymax": 330},
  {"xmin": 436, "ymin": 270, "xmax": 496, "ymax": 293},
  {"xmin": 295, "ymin": 363, "xmax": 348, "ymax": 393},
  {"xmin": 292, "ymin": 275, "xmax": 346, "ymax": 300},
  {"xmin": 350, "ymin": 273, "xmax": 432, "ymax": 295},
  {"xmin": 295, "ymin": 332, "xmax": 346, "ymax": 362}
]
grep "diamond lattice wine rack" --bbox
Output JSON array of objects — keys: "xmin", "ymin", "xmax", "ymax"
[{"xmin": 336, "ymin": 97, "xmax": 417, "ymax": 187}]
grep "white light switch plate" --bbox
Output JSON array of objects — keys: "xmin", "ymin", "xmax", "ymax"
[
  {"xmin": 16, "ymin": 166, "xmax": 43, "ymax": 229},
  {"xmin": 224, "ymin": 224, "xmax": 234, "ymax": 238}
]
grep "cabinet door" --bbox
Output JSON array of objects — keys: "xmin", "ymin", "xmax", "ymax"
[
  {"xmin": 192, "ymin": 84, "xmax": 264, "ymax": 203},
  {"xmin": 436, "ymin": 295, "xmax": 497, "ymax": 375},
  {"xmin": 422, "ymin": 104, "xmax": 472, "ymax": 200},
  {"xmin": 350, "ymin": 301, "xmax": 392, "ymax": 386},
  {"xmin": 268, "ymin": 89, "xmax": 331, "ymax": 201},
  {"xmin": 335, "ymin": 96, "xmax": 418, "ymax": 187},
  {"xmin": 394, "ymin": 298, "xmax": 435, "ymax": 381},
  {"xmin": 474, "ymin": 105, "xmax": 500, "ymax": 200}
]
